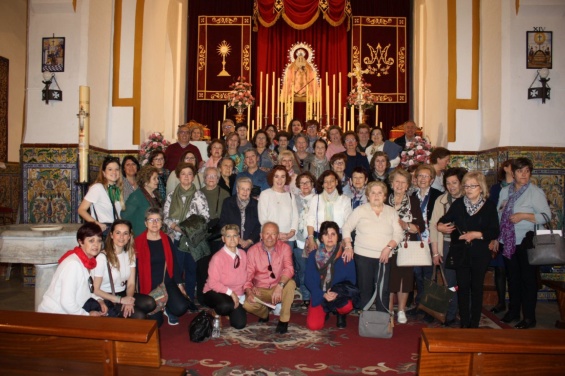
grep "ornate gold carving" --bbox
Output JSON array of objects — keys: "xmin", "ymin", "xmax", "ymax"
[
  {"xmin": 198, "ymin": 45, "xmax": 206, "ymax": 71},
  {"xmin": 398, "ymin": 47, "xmax": 406, "ymax": 73},
  {"xmin": 216, "ymin": 40, "xmax": 231, "ymax": 76},
  {"xmin": 364, "ymin": 43, "xmax": 395, "ymax": 77},
  {"xmin": 364, "ymin": 17, "xmax": 393, "ymax": 26},
  {"xmin": 210, "ymin": 92, "xmax": 229, "ymax": 100},
  {"xmin": 351, "ymin": 46, "xmax": 360, "ymax": 67},
  {"xmin": 373, "ymin": 94, "xmax": 393, "ymax": 102},
  {"xmin": 211, "ymin": 17, "xmax": 239, "ymax": 24},
  {"xmin": 242, "ymin": 45, "xmax": 250, "ymax": 71}
]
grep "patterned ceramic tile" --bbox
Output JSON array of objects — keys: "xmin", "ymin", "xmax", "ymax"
[
  {"xmin": 22, "ymin": 163, "xmax": 78, "ymax": 223},
  {"xmin": 21, "ymin": 147, "xmax": 77, "ymax": 164}
]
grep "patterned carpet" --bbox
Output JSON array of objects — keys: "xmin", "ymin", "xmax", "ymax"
[{"xmin": 159, "ymin": 304, "xmax": 506, "ymax": 375}]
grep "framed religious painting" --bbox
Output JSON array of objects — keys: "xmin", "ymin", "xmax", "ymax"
[
  {"xmin": 42, "ymin": 37, "xmax": 65, "ymax": 72},
  {"xmin": 527, "ymin": 31, "xmax": 552, "ymax": 69}
]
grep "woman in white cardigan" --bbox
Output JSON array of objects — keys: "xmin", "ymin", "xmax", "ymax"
[
  {"xmin": 258, "ymin": 165, "xmax": 299, "ymax": 244},
  {"xmin": 305, "ymin": 170, "xmax": 352, "ymax": 253}
]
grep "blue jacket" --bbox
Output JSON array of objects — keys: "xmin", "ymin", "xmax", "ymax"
[{"xmin": 305, "ymin": 249, "xmax": 357, "ymax": 307}]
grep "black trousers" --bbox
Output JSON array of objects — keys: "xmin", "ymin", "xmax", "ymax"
[
  {"xmin": 105, "ymin": 291, "xmax": 157, "ymax": 320},
  {"xmin": 148, "ymin": 281, "xmax": 191, "ymax": 327},
  {"xmin": 455, "ymin": 248, "xmax": 491, "ymax": 328},
  {"xmin": 354, "ymin": 254, "xmax": 390, "ymax": 311},
  {"xmin": 203, "ymin": 290, "xmax": 247, "ymax": 329},
  {"xmin": 504, "ymin": 242, "xmax": 538, "ymax": 320}
]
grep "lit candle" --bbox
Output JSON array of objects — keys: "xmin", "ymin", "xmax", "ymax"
[
  {"xmin": 218, "ymin": 120, "xmax": 221, "ymax": 138},
  {"xmin": 350, "ymin": 105, "xmax": 354, "ymax": 130},
  {"xmin": 223, "ymin": 105, "xmax": 226, "ymax": 120},
  {"xmin": 259, "ymin": 72, "xmax": 263, "ymax": 114},
  {"xmin": 338, "ymin": 95, "xmax": 341, "ymax": 127},
  {"xmin": 343, "ymin": 106, "xmax": 346, "ymax": 130},
  {"xmin": 271, "ymin": 72, "xmax": 275, "ymax": 124},
  {"xmin": 78, "ymin": 86, "xmax": 90, "ymax": 183},
  {"xmin": 325, "ymin": 83, "xmax": 330, "ymax": 125},
  {"xmin": 265, "ymin": 74, "xmax": 269, "ymax": 124},
  {"xmin": 338, "ymin": 72, "xmax": 342, "ymax": 121},
  {"xmin": 332, "ymin": 74, "xmax": 336, "ymax": 121},
  {"xmin": 375, "ymin": 104, "xmax": 379, "ymax": 127},
  {"xmin": 380, "ymin": 121, "xmax": 383, "ymax": 129},
  {"xmin": 252, "ymin": 120, "xmax": 255, "ymax": 137}
]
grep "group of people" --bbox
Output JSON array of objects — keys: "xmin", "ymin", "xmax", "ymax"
[{"xmin": 38, "ymin": 118, "xmax": 551, "ymax": 334}]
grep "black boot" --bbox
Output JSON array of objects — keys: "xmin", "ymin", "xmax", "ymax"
[
  {"xmin": 491, "ymin": 266, "xmax": 507, "ymax": 313},
  {"xmin": 336, "ymin": 314, "xmax": 346, "ymax": 328}
]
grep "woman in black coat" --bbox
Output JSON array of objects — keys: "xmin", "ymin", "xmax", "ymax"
[{"xmin": 219, "ymin": 176, "xmax": 261, "ymax": 251}]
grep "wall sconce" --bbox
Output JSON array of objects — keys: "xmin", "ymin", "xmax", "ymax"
[
  {"xmin": 42, "ymin": 71, "xmax": 63, "ymax": 104},
  {"xmin": 528, "ymin": 68, "xmax": 551, "ymax": 104}
]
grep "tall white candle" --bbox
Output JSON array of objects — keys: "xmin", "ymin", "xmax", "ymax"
[
  {"xmin": 78, "ymin": 86, "xmax": 90, "ymax": 183},
  {"xmin": 265, "ymin": 74, "xmax": 269, "ymax": 123}
]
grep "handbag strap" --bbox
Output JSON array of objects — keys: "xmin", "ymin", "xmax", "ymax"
[
  {"xmin": 403, "ymin": 225, "xmax": 424, "ymax": 248},
  {"xmin": 106, "ymin": 258, "xmax": 116, "ymax": 296},
  {"xmin": 431, "ymin": 264, "xmax": 449, "ymax": 287},
  {"xmin": 363, "ymin": 263, "xmax": 392, "ymax": 316},
  {"xmin": 538, "ymin": 212, "xmax": 552, "ymax": 233}
]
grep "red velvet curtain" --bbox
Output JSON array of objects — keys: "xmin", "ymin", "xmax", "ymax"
[
  {"xmin": 256, "ymin": 17, "xmax": 348, "ymax": 128},
  {"xmin": 255, "ymin": 0, "xmax": 349, "ymax": 29}
]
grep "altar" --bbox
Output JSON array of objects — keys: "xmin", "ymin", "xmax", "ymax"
[{"xmin": 0, "ymin": 224, "xmax": 82, "ymax": 310}]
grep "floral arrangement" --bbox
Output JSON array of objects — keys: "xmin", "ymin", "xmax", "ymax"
[
  {"xmin": 139, "ymin": 132, "xmax": 171, "ymax": 166},
  {"xmin": 400, "ymin": 136, "xmax": 432, "ymax": 167},
  {"xmin": 346, "ymin": 79, "xmax": 375, "ymax": 110},
  {"xmin": 227, "ymin": 76, "xmax": 255, "ymax": 114}
]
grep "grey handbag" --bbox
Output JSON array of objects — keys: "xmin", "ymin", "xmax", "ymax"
[
  {"xmin": 358, "ymin": 263, "xmax": 393, "ymax": 339},
  {"xmin": 528, "ymin": 213, "xmax": 565, "ymax": 265}
]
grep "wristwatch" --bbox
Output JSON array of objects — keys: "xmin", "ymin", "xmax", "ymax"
[{"xmin": 278, "ymin": 282, "xmax": 285, "ymax": 288}]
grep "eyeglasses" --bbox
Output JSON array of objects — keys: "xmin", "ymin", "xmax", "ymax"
[
  {"xmin": 463, "ymin": 184, "xmax": 480, "ymax": 190},
  {"xmin": 299, "ymin": 181, "xmax": 312, "ymax": 186},
  {"xmin": 417, "ymin": 174, "xmax": 431, "ymax": 179},
  {"xmin": 307, "ymin": 125, "xmax": 317, "ymax": 130},
  {"xmin": 206, "ymin": 175, "xmax": 219, "ymax": 179},
  {"xmin": 234, "ymin": 254, "xmax": 240, "ymax": 269},
  {"xmin": 153, "ymin": 158, "xmax": 165, "ymax": 162},
  {"xmin": 88, "ymin": 276, "xmax": 94, "ymax": 293},
  {"xmin": 184, "ymin": 157, "xmax": 196, "ymax": 161},
  {"xmin": 146, "ymin": 218, "xmax": 162, "ymax": 223},
  {"xmin": 345, "ymin": 139, "xmax": 357, "ymax": 144},
  {"xmin": 333, "ymin": 161, "xmax": 345, "ymax": 165}
]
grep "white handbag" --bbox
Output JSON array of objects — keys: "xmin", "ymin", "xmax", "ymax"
[{"xmin": 396, "ymin": 229, "xmax": 432, "ymax": 267}]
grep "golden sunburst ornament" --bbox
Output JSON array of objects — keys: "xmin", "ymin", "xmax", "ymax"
[{"xmin": 217, "ymin": 40, "xmax": 231, "ymax": 77}]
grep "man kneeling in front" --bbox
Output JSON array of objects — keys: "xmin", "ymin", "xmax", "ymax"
[{"xmin": 243, "ymin": 222, "xmax": 296, "ymax": 334}]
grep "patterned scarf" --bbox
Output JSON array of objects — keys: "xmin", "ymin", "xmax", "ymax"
[
  {"xmin": 321, "ymin": 189, "xmax": 339, "ymax": 221},
  {"xmin": 389, "ymin": 193, "xmax": 413, "ymax": 223},
  {"xmin": 351, "ymin": 184, "xmax": 367, "ymax": 210},
  {"xmin": 463, "ymin": 194, "xmax": 485, "ymax": 216},
  {"xmin": 315, "ymin": 243, "xmax": 343, "ymax": 292},
  {"xmin": 312, "ymin": 158, "xmax": 329, "ymax": 178},
  {"xmin": 236, "ymin": 196, "xmax": 250, "ymax": 238},
  {"xmin": 500, "ymin": 183, "xmax": 530, "ymax": 259},
  {"xmin": 58, "ymin": 246, "xmax": 97, "ymax": 270}
]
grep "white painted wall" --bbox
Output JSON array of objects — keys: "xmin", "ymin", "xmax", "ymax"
[{"xmin": 0, "ymin": 0, "xmax": 27, "ymax": 162}]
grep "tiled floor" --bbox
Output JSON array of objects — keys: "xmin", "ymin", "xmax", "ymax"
[{"xmin": 0, "ymin": 265, "xmax": 561, "ymax": 330}]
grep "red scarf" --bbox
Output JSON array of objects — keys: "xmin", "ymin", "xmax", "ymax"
[
  {"xmin": 135, "ymin": 230, "xmax": 174, "ymax": 294},
  {"xmin": 58, "ymin": 246, "xmax": 97, "ymax": 270}
]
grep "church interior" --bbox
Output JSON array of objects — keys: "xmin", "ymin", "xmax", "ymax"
[{"xmin": 0, "ymin": 0, "xmax": 565, "ymax": 374}]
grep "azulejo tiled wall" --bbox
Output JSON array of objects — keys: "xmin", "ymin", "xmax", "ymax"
[{"xmin": 19, "ymin": 144, "xmax": 138, "ymax": 224}]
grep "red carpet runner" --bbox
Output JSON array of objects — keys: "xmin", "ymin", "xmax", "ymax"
[{"xmin": 160, "ymin": 308, "xmax": 505, "ymax": 375}]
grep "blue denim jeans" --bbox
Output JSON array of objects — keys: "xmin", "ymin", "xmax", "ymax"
[
  {"xmin": 173, "ymin": 239, "xmax": 196, "ymax": 301},
  {"xmin": 293, "ymin": 246, "xmax": 310, "ymax": 300}
]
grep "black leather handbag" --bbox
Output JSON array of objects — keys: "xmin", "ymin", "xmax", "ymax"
[{"xmin": 189, "ymin": 310, "xmax": 214, "ymax": 343}]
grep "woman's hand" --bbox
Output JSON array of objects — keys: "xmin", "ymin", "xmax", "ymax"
[
  {"xmin": 342, "ymin": 246, "xmax": 354, "ymax": 263},
  {"xmin": 121, "ymin": 296, "xmax": 135, "ymax": 305},
  {"xmin": 459, "ymin": 231, "xmax": 482, "ymax": 242},
  {"xmin": 324, "ymin": 290, "xmax": 337, "ymax": 302},
  {"xmin": 380, "ymin": 247, "xmax": 392, "ymax": 263},
  {"xmin": 399, "ymin": 219, "xmax": 409, "ymax": 232},
  {"xmin": 510, "ymin": 212, "xmax": 536, "ymax": 224},
  {"xmin": 432, "ymin": 253, "xmax": 441, "ymax": 266},
  {"xmin": 178, "ymin": 283, "xmax": 188, "ymax": 297},
  {"xmin": 98, "ymin": 300, "xmax": 108, "ymax": 315},
  {"xmin": 121, "ymin": 302, "xmax": 135, "ymax": 318},
  {"xmin": 437, "ymin": 222, "xmax": 455, "ymax": 234},
  {"xmin": 231, "ymin": 292, "xmax": 240, "ymax": 309},
  {"xmin": 307, "ymin": 238, "xmax": 317, "ymax": 253}
]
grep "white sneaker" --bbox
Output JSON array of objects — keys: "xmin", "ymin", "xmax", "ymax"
[{"xmin": 397, "ymin": 310, "xmax": 407, "ymax": 324}]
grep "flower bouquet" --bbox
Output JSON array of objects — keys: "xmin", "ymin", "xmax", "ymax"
[
  {"xmin": 139, "ymin": 132, "xmax": 171, "ymax": 166},
  {"xmin": 400, "ymin": 136, "xmax": 432, "ymax": 168},
  {"xmin": 346, "ymin": 79, "xmax": 375, "ymax": 110},
  {"xmin": 227, "ymin": 76, "xmax": 255, "ymax": 123}
]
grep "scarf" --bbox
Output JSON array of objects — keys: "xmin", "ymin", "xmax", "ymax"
[
  {"xmin": 351, "ymin": 184, "xmax": 366, "ymax": 210},
  {"xmin": 107, "ymin": 184, "xmax": 120, "ymax": 204},
  {"xmin": 315, "ymin": 243, "xmax": 343, "ymax": 292},
  {"xmin": 372, "ymin": 171, "xmax": 387, "ymax": 182},
  {"xmin": 58, "ymin": 246, "xmax": 97, "ymax": 270},
  {"xmin": 140, "ymin": 186, "xmax": 162, "ymax": 208},
  {"xmin": 296, "ymin": 193, "xmax": 315, "ymax": 242},
  {"xmin": 321, "ymin": 189, "xmax": 339, "ymax": 221},
  {"xmin": 464, "ymin": 194, "xmax": 485, "ymax": 216},
  {"xmin": 236, "ymin": 196, "xmax": 250, "ymax": 238},
  {"xmin": 312, "ymin": 158, "xmax": 329, "ymax": 178},
  {"xmin": 389, "ymin": 193, "xmax": 413, "ymax": 223},
  {"xmin": 135, "ymin": 230, "xmax": 174, "ymax": 294},
  {"xmin": 500, "ymin": 183, "xmax": 530, "ymax": 259},
  {"xmin": 168, "ymin": 183, "xmax": 196, "ymax": 221}
]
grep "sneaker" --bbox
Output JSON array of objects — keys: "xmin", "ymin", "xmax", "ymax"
[
  {"xmin": 397, "ymin": 310, "xmax": 407, "ymax": 324},
  {"xmin": 163, "ymin": 309, "xmax": 179, "ymax": 326}
]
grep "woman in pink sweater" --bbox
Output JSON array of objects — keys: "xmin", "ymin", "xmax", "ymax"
[{"xmin": 203, "ymin": 224, "xmax": 248, "ymax": 329}]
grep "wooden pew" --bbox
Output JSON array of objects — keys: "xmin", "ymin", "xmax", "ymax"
[
  {"xmin": 0, "ymin": 310, "xmax": 185, "ymax": 376},
  {"xmin": 541, "ymin": 279, "xmax": 565, "ymax": 329},
  {"xmin": 418, "ymin": 328, "xmax": 565, "ymax": 375}
]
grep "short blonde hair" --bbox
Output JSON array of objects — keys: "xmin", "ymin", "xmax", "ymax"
[
  {"xmin": 365, "ymin": 181, "xmax": 388, "ymax": 198},
  {"xmin": 389, "ymin": 168, "xmax": 411, "ymax": 188},
  {"xmin": 462, "ymin": 171, "xmax": 489, "ymax": 199},
  {"xmin": 414, "ymin": 164, "xmax": 436, "ymax": 181}
]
